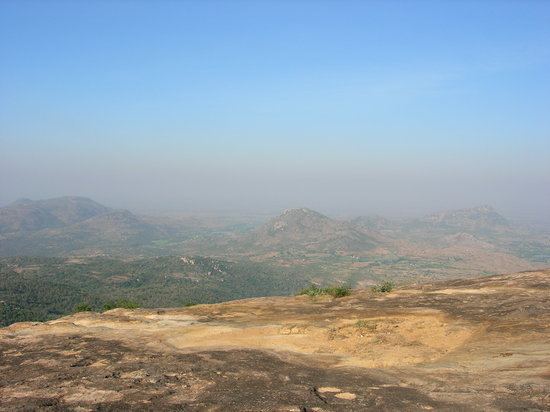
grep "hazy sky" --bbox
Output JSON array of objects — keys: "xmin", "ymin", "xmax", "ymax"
[{"xmin": 1, "ymin": 1, "xmax": 549, "ymax": 218}]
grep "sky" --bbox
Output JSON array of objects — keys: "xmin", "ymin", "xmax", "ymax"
[{"xmin": 1, "ymin": 0, "xmax": 549, "ymax": 219}]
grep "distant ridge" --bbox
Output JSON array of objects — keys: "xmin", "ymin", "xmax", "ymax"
[
  {"xmin": 0, "ymin": 196, "xmax": 111, "ymax": 233},
  {"xmin": 422, "ymin": 205, "xmax": 510, "ymax": 232},
  {"xmin": 0, "ymin": 199, "xmax": 545, "ymax": 274},
  {"xmin": 0, "ymin": 197, "xmax": 166, "ymax": 256}
]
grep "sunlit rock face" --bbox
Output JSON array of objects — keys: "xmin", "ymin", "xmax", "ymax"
[{"xmin": 1, "ymin": 269, "xmax": 549, "ymax": 410}]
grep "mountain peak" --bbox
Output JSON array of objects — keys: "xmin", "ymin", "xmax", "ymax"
[
  {"xmin": 280, "ymin": 207, "xmax": 327, "ymax": 218},
  {"xmin": 267, "ymin": 208, "xmax": 331, "ymax": 232},
  {"xmin": 467, "ymin": 205, "xmax": 497, "ymax": 213},
  {"xmin": 249, "ymin": 208, "xmax": 379, "ymax": 252}
]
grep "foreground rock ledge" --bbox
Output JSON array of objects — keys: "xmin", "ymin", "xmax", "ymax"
[{"xmin": 1, "ymin": 270, "xmax": 549, "ymax": 411}]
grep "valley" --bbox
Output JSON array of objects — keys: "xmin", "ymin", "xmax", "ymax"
[{"xmin": 1, "ymin": 197, "xmax": 548, "ymax": 326}]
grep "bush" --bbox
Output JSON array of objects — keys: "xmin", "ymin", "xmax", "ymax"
[
  {"xmin": 74, "ymin": 303, "xmax": 92, "ymax": 313},
  {"xmin": 298, "ymin": 284, "xmax": 351, "ymax": 298},
  {"xmin": 102, "ymin": 299, "xmax": 139, "ymax": 311},
  {"xmin": 372, "ymin": 281, "xmax": 395, "ymax": 293},
  {"xmin": 324, "ymin": 285, "xmax": 352, "ymax": 298}
]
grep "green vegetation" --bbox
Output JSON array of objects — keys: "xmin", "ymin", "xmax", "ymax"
[
  {"xmin": 372, "ymin": 281, "xmax": 395, "ymax": 293},
  {"xmin": 298, "ymin": 284, "xmax": 351, "ymax": 298},
  {"xmin": 325, "ymin": 285, "xmax": 352, "ymax": 297},
  {"xmin": 102, "ymin": 299, "xmax": 139, "ymax": 311},
  {"xmin": 298, "ymin": 285, "xmax": 323, "ymax": 296},
  {"xmin": 74, "ymin": 303, "xmax": 92, "ymax": 313},
  {"xmin": 0, "ymin": 256, "xmax": 308, "ymax": 326}
]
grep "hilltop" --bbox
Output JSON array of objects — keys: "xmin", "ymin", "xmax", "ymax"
[
  {"xmin": 245, "ymin": 208, "xmax": 380, "ymax": 253},
  {"xmin": 1, "ymin": 269, "xmax": 548, "ymax": 410}
]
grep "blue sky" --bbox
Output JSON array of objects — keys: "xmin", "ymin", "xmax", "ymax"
[{"xmin": 1, "ymin": 1, "xmax": 549, "ymax": 218}]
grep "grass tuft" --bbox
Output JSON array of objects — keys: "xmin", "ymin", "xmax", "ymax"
[{"xmin": 355, "ymin": 319, "xmax": 378, "ymax": 331}]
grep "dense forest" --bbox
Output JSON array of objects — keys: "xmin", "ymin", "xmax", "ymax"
[{"xmin": 0, "ymin": 256, "xmax": 308, "ymax": 326}]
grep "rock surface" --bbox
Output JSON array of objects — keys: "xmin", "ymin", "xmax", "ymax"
[{"xmin": 1, "ymin": 270, "xmax": 549, "ymax": 411}]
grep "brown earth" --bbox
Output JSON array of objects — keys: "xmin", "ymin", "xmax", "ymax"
[{"xmin": 1, "ymin": 270, "xmax": 549, "ymax": 411}]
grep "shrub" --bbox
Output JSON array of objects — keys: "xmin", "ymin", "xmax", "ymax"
[
  {"xmin": 355, "ymin": 319, "xmax": 368, "ymax": 328},
  {"xmin": 298, "ymin": 284, "xmax": 351, "ymax": 298},
  {"xmin": 324, "ymin": 285, "xmax": 352, "ymax": 298},
  {"xmin": 372, "ymin": 281, "xmax": 395, "ymax": 293},
  {"xmin": 355, "ymin": 319, "xmax": 377, "ymax": 331},
  {"xmin": 74, "ymin": 303, "xmax": 92, "ymax": 313},
  {"xmin": 102, "ymin": 299, "xmax": 139, "ymax": 311}
]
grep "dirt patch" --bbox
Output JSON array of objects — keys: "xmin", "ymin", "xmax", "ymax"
[
  {"xmin": 107, "ymin": 274, "xmax": 131, "ymax": 283},
  {"xmin": 162, "ymin": 313, "xmax": 474, "ymax": 368},
  {"xmin": 429, "ymin": 288, "xmax": 498, "ymax": 295},
  {"xmin": 335, "ymin": 392, "xmax": 357, "ymax": 400}
]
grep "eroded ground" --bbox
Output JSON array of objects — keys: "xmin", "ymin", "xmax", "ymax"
[{"xmin": 1, "ymin": 270, "xmax": 550, "ymax": 411}]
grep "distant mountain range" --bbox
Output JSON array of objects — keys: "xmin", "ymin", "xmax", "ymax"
[
  {"xmin": 1, "ymin": 197, "xmax": 547, "ymax": 328},
  {"xmin": 350, "ymin": 205, "xmax": 511, "ymax": 234},
  {"xmin": 0, "ymin": 197, "xmax": 111, "ymax": 233},
  {"xmin": 242, "ymin": 205, "xmax": 519, "ymax": 254},
  {"xmin": 0, "ymin": 197, "xmax": 167, "ymax": 256},
  {"xmin": 0, "ymin": 197, "xmax": 547, "ymax": 280},
  {"xmin": 421, "ymin": 205, "xmax": 511, "ymax": 232}
]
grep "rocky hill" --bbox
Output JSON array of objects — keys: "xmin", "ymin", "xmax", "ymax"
[
  {"xmin": 0, "ymin": 198, "xmax": 169, "ymax": 256},
  {"xmin": 0, "ymin": 197, "xmax": 111, "ymax": 234},
  {"xmin": 1, "ymin": 269, "xmax": 548, "ymax": 410},
  {"xmin": 245, "ymin": 208, "xmax": 380, "ymax": 253},
  {"xmin": 420, "ymin": 205, "xmax": 511, "ymax": 232},
  {"xmin": 351, "ymin": 205, "xmax": 512, "ymax": 235}
]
